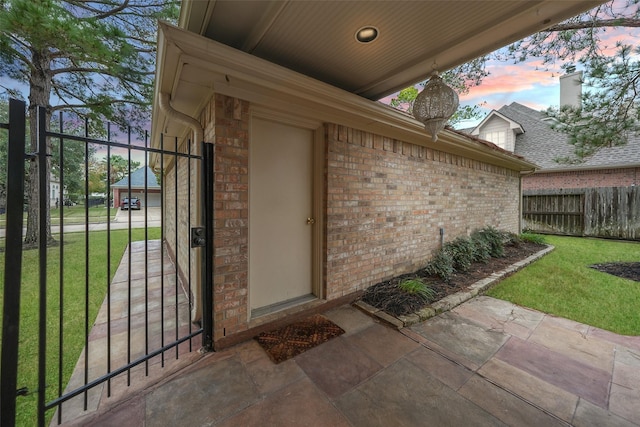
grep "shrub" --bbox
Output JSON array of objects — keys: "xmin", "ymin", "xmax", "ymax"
[
  {"xmin": 423, "ymin": 248, "xmax": 455, "ymax": 282},
  {"xmin": 471, "ymin": 226, "xmax": 505, "ymax": 258},
  {"xmin": 398, "ymin": 278, "xmax": 436, "ymax": 301},
  {"xmin": 446, "ymin": 236, "xmax": 477, "ymax": 272},
  {"xmin": 470, "ymin": 233, "xmax": 491, "ymax": 263}
]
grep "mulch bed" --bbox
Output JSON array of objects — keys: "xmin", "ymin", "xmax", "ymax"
[
  {"xmin": 362, "ymin": 241, "xmax": 547, "ymax": 317},
  {"xmin": 590, "ymin": 262, "xmax": 640, "ymax": 282}
]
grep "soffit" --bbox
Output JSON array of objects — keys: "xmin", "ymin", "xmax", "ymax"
[
  {"xmin": 181, "ymin": 0, "xmax": 603, "ymax": 100},
  {"xmin": 151, "ymin": 22, "xmax": 537, "ymax": 172}
]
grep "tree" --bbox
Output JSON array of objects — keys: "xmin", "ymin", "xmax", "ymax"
[
  {"xmin": 504, "ymin": 0, "xmax": 640, "ymax": 161},
  {"xmin": 50, "ymin": 113, "xmax": 99, "ymax": 201},
  {"xmin": 390, "ymin": 0, "xmax": 640, "ymax": 160},
  {"xmin": 390, "ymin": 57, "xmax": 488, "ymax": 126},
  {"xmin": 548, "ymin": 46, "xmax": 640, "ymax": 162},
  {"xmin": 105, "ymin": 154, "xmax": 140, "ymax": 185},
  {"xmin": 0, "ymin": 0, "xmax": 178, "ymax": 246}
]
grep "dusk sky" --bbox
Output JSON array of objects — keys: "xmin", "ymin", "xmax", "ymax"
[
  {"xmin": 3, "ymin": 5, "xmax": 638, "ymax": 135},
  {"xmin": 446, "ymin": 25, "xmax": 640, "ymax": 129}
]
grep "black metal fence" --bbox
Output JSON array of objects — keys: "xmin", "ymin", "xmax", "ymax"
[{"xmin": 1, "ymin": 99, "xmax": 213, "ymax": 426}]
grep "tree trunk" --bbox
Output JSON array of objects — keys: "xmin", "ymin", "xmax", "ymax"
[{"xmin": 24, "ymin": 48, "xmax": 55, "ymax": 247}]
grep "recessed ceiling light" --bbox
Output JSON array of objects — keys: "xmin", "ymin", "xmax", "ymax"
[{"xmin": 355, "ymin": 26, "xmax": 379, "ymax": 43}]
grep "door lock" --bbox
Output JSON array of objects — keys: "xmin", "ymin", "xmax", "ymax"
[
  {"xmin": 191, "ymin": 227, "xmax": 206, "ymax": 247},
  {"xmin": 306, "ymin": 217, "xmax": 316, "ymax": 225}
]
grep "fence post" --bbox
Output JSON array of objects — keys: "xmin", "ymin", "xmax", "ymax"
[
  {"xmin": 1, "ymin": 98, "xmax": 27, "ymax": 427},
  {"xmin": 201, "ymin": 141, "xmax": 214, "ymax": 351}
]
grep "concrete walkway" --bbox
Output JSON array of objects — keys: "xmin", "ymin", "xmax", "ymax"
[
  {"xmin": 0, "ymin": 207, "xmax": 161, "ymax": 237},
  {"xmin": 64, "ymin": 295, "xmax": 640, "ymax": 425}
]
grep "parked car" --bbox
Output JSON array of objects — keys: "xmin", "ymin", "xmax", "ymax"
[{"xmin": 120, "ymin": 197, "xmax": 141, "ymax": 210}]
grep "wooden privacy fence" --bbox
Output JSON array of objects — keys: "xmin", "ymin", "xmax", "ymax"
[{"xmin": 523, "ymin": 186, "xmax": 640, "ymax": 240}]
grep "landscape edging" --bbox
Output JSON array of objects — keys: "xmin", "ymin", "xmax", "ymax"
[{"xmin": 354, "ymin": 244, "xmax": 555, "ymax": 328}]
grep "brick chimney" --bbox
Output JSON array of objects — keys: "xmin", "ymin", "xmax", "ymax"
[{"xmin": 560, "ymin": 70, "xmax": 582, "ymax": 108}]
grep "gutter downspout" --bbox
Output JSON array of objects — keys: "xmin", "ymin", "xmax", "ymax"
[
  {"xmin": 519, "ymin": 168, "xmax": 537, "ymax": 234},
  {"xmin": 158, "ymin": 92, "xmax": 206, "ymax": 324},
  {"xmin": 159, "ymin": 92, "xmax": 204, "ymax": 144}
]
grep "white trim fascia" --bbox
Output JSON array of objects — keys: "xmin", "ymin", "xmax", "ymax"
[
  {"xmin": 153, "ymin": 22, "xmax": 536, "ymax": 172},
  {"xmin": 534, "ymin": 164, "xmax": 640, "ymax": 174},
  {"xmin": 471, "ymin": 110, "xmax": 524, "ymax": 136}
]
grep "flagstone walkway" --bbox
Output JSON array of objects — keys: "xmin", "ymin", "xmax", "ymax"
[{"xmin": 63, "ymin": 292, "xmax": 640, "ymax": 426}]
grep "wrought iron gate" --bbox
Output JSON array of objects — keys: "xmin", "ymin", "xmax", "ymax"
[{"xmin": 0, "ymin": 99, "xmax": 213, "ymax": 426}]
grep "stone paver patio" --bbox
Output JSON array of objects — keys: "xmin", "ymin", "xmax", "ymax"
[{"xmin": 63, "ymin": 290, "xmax": 640, "ymax": 426}]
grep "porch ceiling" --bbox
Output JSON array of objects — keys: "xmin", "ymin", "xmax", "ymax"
[
  {"xmin": 151, "ymin": 0, "xmax": 601, "ymax": 171},
  {"xmin": 180, "ymin": 0, "xmax": 603, "ymax": 100}
]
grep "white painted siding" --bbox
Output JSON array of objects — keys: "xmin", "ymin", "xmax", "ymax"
[{"xmin": 478, "ymin": 116, "xmax": 515, "ymax": 152}]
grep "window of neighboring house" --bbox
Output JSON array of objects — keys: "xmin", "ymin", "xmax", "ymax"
[{"xmin": 483, "ymin": 131, "xmax": 506, "ymax": 148}]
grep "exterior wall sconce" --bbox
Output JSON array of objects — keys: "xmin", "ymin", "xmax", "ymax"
[{"xmin": 412, "ymin": 72, "xmax": 459, "ymax": 141}]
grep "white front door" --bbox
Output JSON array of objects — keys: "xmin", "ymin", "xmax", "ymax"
[{"xmin": 249, "ymin": 117, "xmax": 315, "ymax": 316}]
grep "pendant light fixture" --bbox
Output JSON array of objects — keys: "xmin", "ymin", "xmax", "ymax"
[{"xmin": 412, "ymin": 71, "xmax": 459, "ymax": 141}]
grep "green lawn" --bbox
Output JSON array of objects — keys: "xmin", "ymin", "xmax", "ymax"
[
  {"xmin": 0, "ymin": 205, "xmax": 117, "ymax": 227},
  {"xmin": 0, "ymin": 228, "xmax": 161, "ymax": 426},
  {"xmin": 487, "ymin": 235, "xmax": 640, "ymax": 336}
]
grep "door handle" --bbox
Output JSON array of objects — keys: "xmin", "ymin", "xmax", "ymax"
[{"xmin": 306, "ymin": 217, "xmax": 316, "ymax": 225}]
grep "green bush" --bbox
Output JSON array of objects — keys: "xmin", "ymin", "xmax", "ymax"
[
  {"xmin": 424, "ymin": 226, "xmax": 511, "ymax": 281},
  {"xmin": 446, "ymin": 236, "xmax": 477, "ymax": 272},
  {"xmin": 423, "ymin": 248, "xmax": 455, "ymax": 282},
  {"xmin": 471, "ymin": 226, "xmax": 505, "ymax": 258},
  {"xmin": 470, "ymin": 232, "xmax": 491, "ymax": 263}
]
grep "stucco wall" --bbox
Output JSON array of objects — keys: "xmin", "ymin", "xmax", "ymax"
[
  {"xmin": 523, "ymin": 168, "xmax": 640, "ymax": 190},
  {"xmin": 185, "ymin": 93, "xmax": 522, "ymax": 343}
]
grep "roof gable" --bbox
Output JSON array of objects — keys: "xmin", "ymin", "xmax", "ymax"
[
  {"xmin": 471, "ymin": 110, "xmax": 524, "ymax": 136},
  {"xmin": 498, "ymin": 102, "xmax": 640, "ymax": 170},
  {"xmin": 112, "ymin": 167, "xmax": 160, "ymax": 189}
]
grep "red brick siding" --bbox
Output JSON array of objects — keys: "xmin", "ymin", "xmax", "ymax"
[
  {"xmin": 193, "ymin": 95, "xmax": 522, "ymax": 343},
  {"xmin": 523, "ymin": 168, "xmax": 640, "ymax": 190},
  {"xmin": 325, "ymin": 124, "xmax": 521, "ymax": 299},
  {"xmin": 163, "ymin": 140, "xmax": 200, "ymax": 312},
  {"xmin": 203, "ymin": 94, "xmax": 250, "ymax": 341}
]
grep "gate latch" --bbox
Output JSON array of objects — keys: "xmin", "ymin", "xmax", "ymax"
[{"xmin": 191, "ymin": 227, "xmax": 206, "ymax": 248}]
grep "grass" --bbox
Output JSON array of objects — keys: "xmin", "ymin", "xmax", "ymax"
[
  {"xmin": 0, "ymin": 228, "xmax": 161, "ymax": 426},
  {"xmin": 487, "ymin": 235, "xmax": 640, "ymax": 336},
  {"xmin": 398, "ymin": 278, "xmax": 436, "ymax": 300},
  {"xmin": 0, "ymin": 206, "xmax": 117, "ymax": 227}
]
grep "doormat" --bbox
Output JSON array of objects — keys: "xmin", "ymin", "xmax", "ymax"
[{"xmin": 255, "ymin": 314, "xmax": 345, "ymax": 364}]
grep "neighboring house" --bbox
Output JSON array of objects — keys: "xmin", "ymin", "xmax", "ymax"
[
  {"xmin": 111, "ymin": 166, "xmax": 162, "ymax": 208},
  {"xmin": 469, "ymin": 72, "xmax": 640, "ymax": 238},
  {"xmin": 149, "ymin": 0, "xmax": 600, "ymax": 348},
  {"xmin": 50, "ymin": 174, "xmax": 67, "ymax": 208}
]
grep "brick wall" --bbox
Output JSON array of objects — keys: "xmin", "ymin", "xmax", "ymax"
[
  {"xmin": 162, "ymin": 137, "xmax": 201, "ymax": 317},
  {"xmin": 524, "ymin": 168, "xmax": 640, "ymax": 190},
  {"xmin": 192, "ymin": 95, "xmax": 522, "ymax": 343},
  {"xmin": 202, "ymin": 94, "xmax": 250, "ymax": 341},
  {"xmin": 325, "ymin": 124, "xmax": 521, "ymax": 299}
]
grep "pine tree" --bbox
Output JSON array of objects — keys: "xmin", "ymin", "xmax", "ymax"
[
  {"xmin": 0, "ymin": 0, "xmax": 178, "ymax": 245},
  {"xmin": 390, "ymin": 0, "xmax": 640, "ymax": 160}
]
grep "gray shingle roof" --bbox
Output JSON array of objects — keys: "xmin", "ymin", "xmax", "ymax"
[
  {"xmin": 497, "ymin": 102, "xmax": 640, "ymax": 170},
  {"xmin": 112, "ymin": 167, "xmax": 160, "ymax": 188}
]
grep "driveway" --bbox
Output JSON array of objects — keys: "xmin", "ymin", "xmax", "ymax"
[{"xmin": 113, "ymin": 206, "xmax": 162, "ymax": 224}]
